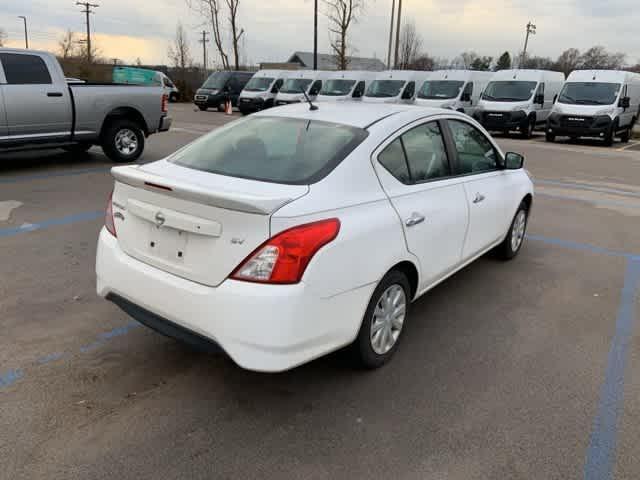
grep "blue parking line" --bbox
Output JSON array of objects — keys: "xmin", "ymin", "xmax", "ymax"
[
  {"xmin": 0, "ymin": 368, "xmax": 24, "ymax": 388},
  {"xmin": 0, "ymin": 210, "xmax": 103, "ymax": 238},
  {"xmin": 535, "ymin": 179, "xmax": 640, "ymax": 199},
  {"xmin": 536, "ymin": 192, "xmax": 640, "ymax": 210},
  {"xmin": 526, "ymin": 234, "xmax": 638, "ymax": 260},
  {"xmin": 0, "ymin": 166, "xmax": 111, "ymax": 184},
  {"xmin": 584, "ymin": 258, "xmax": 640, "ymax": 480}
]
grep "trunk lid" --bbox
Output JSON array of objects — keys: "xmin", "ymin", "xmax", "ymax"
[{"xmin": 111, "ymin": 161, "xmax": 309, "ymax": 286}]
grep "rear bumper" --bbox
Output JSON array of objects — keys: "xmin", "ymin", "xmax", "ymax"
[
  {"xmin": 158, "ymin": 115, "xmax": 172, "ymax": 132},
  {"xmin": 96, "ymin": 229, "xmax": 373, "ymax": 372}
]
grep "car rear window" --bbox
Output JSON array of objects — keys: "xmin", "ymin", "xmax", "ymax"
[{"xmin": 170, "ymin": 117, "xmax": 369, "ymax": 185}]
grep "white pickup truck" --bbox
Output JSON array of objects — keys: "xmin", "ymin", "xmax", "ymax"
[{"xmin": 0, "ymin": 49, "xmax": 172, "ymax": 162}]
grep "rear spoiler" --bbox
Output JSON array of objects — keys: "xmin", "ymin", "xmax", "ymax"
[{"xmin": 111, "ymin": 165, "xmax": 296, "ymax": 215}]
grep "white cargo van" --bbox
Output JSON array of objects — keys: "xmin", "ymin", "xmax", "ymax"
[
  {"xmin": 238, "ymin": 70, "xmax": 289, "ymax": 115},
  {"xmin": 275, "ymin": 70, "xmax": 332, "ymax": 105},
  {"xmin": 474, "ymin": 69, "xmax": 565, "ymax": 138},
  {"xmin": 414, "ymin": 70, "xmax": 493, "ymax": 116},
  {"xmin": 363, "ymin": 70, "xmax": 430, "ymax": 104},
  {"xmin": 546, "ymin": 70, "xmax": 640, "ymax": 145},
  {"xmin": 315, "ymin": 71, "xmax": 378, "ymax": 102}
]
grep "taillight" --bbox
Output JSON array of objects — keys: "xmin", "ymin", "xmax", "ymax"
[
  {"xmin": 105, "ymin": 191, "xmax": 117, "ymax": 237},
  {"xmin": 231, "ymin": 219, "xmax": 340, "ymax": 284},
  {"xmin": 161, "ymin": 94, "xmax": 168, "ymax": 113}
]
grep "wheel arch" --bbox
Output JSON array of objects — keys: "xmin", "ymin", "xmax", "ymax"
[
  {"xmin": 100, "ymin": 107, "xmax": 149, "ymax": 139},
  {"xmin": 388, "ymin": 260, "xmax": 419, "ymax": 301}
]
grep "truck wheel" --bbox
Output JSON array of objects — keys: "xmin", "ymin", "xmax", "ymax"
[
  {"xmin": 63, "ymin": 143, "xmax": 92, "ymax": 154},
  {"xmin": 102, "ymin": 119, "xmax": 145, "ymax": 163},
  {"xmin": 545, "ymin": 131, "xmax": 555, "ymax": 142},
  {"xmin": 197, "ymin": 105, "xmax": 208, "ymax": 111}
]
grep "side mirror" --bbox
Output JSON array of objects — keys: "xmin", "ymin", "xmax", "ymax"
[
  {"xmin": 535, "ymin": 94, "xmax": 544, "ymax": 105},
  {"xmin": 352, "ymin": 89, "xmax": 362, "ymax": 98},
  {"xmin": 309, "ymin": 87, "xmax": 320, "ymax": 96},
  {"xmin": 271, "ymin": 85, "xmax": 279, "ymax": 94},
  {"xmin": 619, "ymin": 96, "xmax": 630, "ymax": 109},
  {"xmin": 461, "ymin": 92, "xmax": 471, "ymax": 102},
  {"xmin": 505, "ymin": 152, "xmax": 525, "ymax": 170},
  {"xmin": 401, "ymin": 89, "xmax": 413, "ymax": 100}
]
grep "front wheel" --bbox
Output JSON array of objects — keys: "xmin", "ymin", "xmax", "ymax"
[
  {"xmin": 102, "ymin": 119, "xmax": 145, "ymax": 163},
  {"xmin": 497, "ymin": 203, "xmax": 529, "ymax": 260},
  {"xmin": 521, "ymin": 118, "xmax": 535, "ymax": 139},
  {"xmin": 197, "ymin": 105, "xmax": 208, "ymax": 111},
  {"xmin": 604, "ymin": 121, "xmax": 617, "ymax": 147},
  {"xmin": 351, "ymin": 270, "xmax": 411, "ymax": 369},
  {"xmin": 545, "ymin": 131, "xmax": 555, "ymax": 142},
  {"xmin": 620, "ymin": 127, "xmax": 631, "ymax": 143}
]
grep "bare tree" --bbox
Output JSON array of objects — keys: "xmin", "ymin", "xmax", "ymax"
[
  {"xmin": 397, "ymin": 21, "xmax": 422, "ymax": 70},
  {"xmin": 168, "ymin": 23, "xmax": 193, "ymax": 70},
  {"xmin": 554, "ymin": 48, "xmax": 580, "ymax": 77},
  {"xmin": 323, "ymin": 0, "xmax": 364, "ymax": 70},
  {"xmin": 57, "ymin": 30, "xmax": 77, "ymax": 59},
  {"xmin": 0, "ymin": 28, "xmax": 6, "ymax": 47},
  {"xmin": 77, "ymin": 41, "xmax": 102, "ymax": 64},
  {"xmin": 188, "ymin": 0, "xmax": 229, "ymax": 69},
  {"xmin": 578, "ymin": 46, "xmax": 625, "ymax": 70},
  {"xmin": 225, "ymin": 0, "xmax": 243, "ymax": 70}
]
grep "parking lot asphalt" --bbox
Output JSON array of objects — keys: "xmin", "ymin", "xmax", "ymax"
[{"xmin": 1, "ymin": 103, "xmax": 639, "ymax": 480}]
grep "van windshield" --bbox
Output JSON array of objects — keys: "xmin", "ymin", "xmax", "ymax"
[
  {"xmin": 320, "ymin": 79, "xmax": 356, "ymax": 96},
  {"xmin": 202, "ymin": 72, "xmax": 230, "ymax": 90},
  {"xmin": 418, "ymin": 80, "xmax": 464, "ymax": 99},
  {"xmin": 170, "ymin": 117, "xmax": 369, "ymax": 185},
  {"xmin": 280, "ymin": 78, "xmax": 313, "ymax": 94},
  {"xmin": 365, "ymin": 80, "xmax": 406, "ymax": 98},
  {"xmin": 243, "ymin": 77, "xmax": 275, "ymax": 92},
  {"xmin": 558, "ymin": 82, "xmax": 621, "ymax": 105},
  {"xmin": 482, "ymin": 81, "xmax": 537, "ymax": 102}
]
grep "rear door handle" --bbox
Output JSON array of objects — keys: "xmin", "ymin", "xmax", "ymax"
[
  {"xmin": 405, "ymin": 213, "xmax": 425, "ymax": 227},
  {"xmin": 473, "ymin": 193, "xmax": 486, "ymax": 204},
  {"xmin": 47, "ymin": 92, "xmax": 63, "ymax": 97}
]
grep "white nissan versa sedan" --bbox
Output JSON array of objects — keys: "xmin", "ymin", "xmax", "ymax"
[{"xmin": 96, "ymin": 103, "xmax": 533, "ymax": 372}]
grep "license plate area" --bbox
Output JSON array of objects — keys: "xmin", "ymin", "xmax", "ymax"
[{"xmin": 147, "ymin": 224, "xmax": 189, "ymax": 263}]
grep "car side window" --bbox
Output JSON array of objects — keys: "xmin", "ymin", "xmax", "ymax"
[
  {"xmin": 401, "ymin": 122, "xmax": 450, "ymax": 182},
  {"xmin": 378, "ymin": 138, "xmax": 410, "ymax": 184},
  {"xmin": 447, "ymin": 120, "xmax": 499, "ymax": 175},
  {"xmin": 0, "ymin": 53, "xmax": 52, "ymax": 85}
]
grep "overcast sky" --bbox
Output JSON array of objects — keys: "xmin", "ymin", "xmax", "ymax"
[{"xmin": 1, "ymin": 0, "xmax": 639, "ymax": 67}]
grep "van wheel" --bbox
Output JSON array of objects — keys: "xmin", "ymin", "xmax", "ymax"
[
  {"xmin": 497, "ymin": 202, "xmax": 529, "ymax": 260},
  {"xmin": 102, "ymin": 119, "xmax": 145, "ymax": 163},
  {"xmin": 351, "ymin": 270, "xmax": 411, "ymax": 369},
  {"xmin": 197, "ymin": 105, "xmax": 207, "ymax": 111},
  {"xmin": 620, "ymin": 127, "xmax": 631, "ymax": 143},
  {"xmin": 604, "ymin": 120, "xmax": 617, "ymax": 147},
  {"xmin": 545, "ymin": 131, "xmax": 555, "ymax": 142},
  {"xmin": 217, "ymin": 103, "xmax": 225, "ymax": 112},
  {"xmin": 520, "ymin": 118, "xmax": 535, "ymax": 139}
]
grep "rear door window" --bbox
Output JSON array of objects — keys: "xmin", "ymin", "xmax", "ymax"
[
  {"xmin": 0, "ymin": 53, "xmax": 52, "ymax": 85},
  {"xmin": 170, "ymin": 117, "xmax": 368, "ymax": 185}
]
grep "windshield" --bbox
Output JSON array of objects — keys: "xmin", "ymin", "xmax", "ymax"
[
  {"xmin": 170, "ymin": 117, "xmax": 368, "ymax": 185},
  {"xmin": 558, "ymin": 82, "xmax": 621, "ymax": 106},
  {"xmin": 482, "ymin": 81, "xmax": 537, "ymax": 102},
  {"xmin": 243, "ymin": 77, "xmax": 275, "ymax": 92},
  {"xmin": 365, "ymin": 80, "xmax": 406, "ymax": 98},
  {"xmin": 418, "ymin": 80, "xmax": 465, "ymax": 100},
  {"xmin": 280, "ymin": 78, "xmax": 313, "ymax": 94},
  {"xmin": 319, "ymin": 79, "xmax": 356, "ymax": 96},
  {"xmin": 202, "ymin": 72, "xmax": 230, "ymax": 90}
]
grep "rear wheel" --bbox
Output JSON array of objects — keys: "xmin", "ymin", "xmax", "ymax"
[
  {"xmin": 169, "ymin": 93, "xmax": 179, "ymax": 103},
  {"xmin": 351, "ymin": 270, "xmax": 411, "ymax": 369},
  {"xmin": 102, "ymin": 119, "xmax": 145, "ymax": 163},
  {"xmin": 545, "ymin": 131, "xmax": 555, "ymax": 142},
  {"xmin": 497, "ymin": 202, "xmax": 529, "ymax": 260}
]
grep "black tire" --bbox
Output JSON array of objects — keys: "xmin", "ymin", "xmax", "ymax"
[
  {"xmin": 101, "ymin": 119, "xmax": 145, "ymax": 163},
  {"xmin": 497, "ymin": 202, "xmax": 529, "ymax": 260},
  {"xmin": 520, "ymin": 117, "xmax": 535, "ymax": 139},
  {"xmin": 169, "ymin": 93, "xmax": 179, "ymax": 103},
  {"xmin": 217, "ymin": 103, "xmax": 225, "ymax": 113},
  {"xmin": 351, "ymin": 270, "xmax": 411, "ymax": 369},
  {"xmin": 604, "ymin": 120, "xmax": 617, "ymax": 147},
  {"xmin": 63, "ymin": 143, "xmax": 92, "ymax": 154},
  {"xmin": 545, "ymin": 131, "xmax": 555, "ymax": 142},
  {"xmin": 197, "ymin": 105, "xmax": 208, "ymax": 111},
  {"xmin": 620, "ymin": 127, "xmax": 630, "ymax": 143}
]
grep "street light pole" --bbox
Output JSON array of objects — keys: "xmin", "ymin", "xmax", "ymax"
[
  {"xmin": 393, "ymin": 0, "xmax": 402, "ymax": 68},
  {"xmin": 18, "ymin": 16, "xmax": 28, "ymax": 49},
  {"xmin": 520, "ymin": 21, "xmax": 536, "ymax": 68},
  {"xmin": 386, "ymin": 0, "xmax": 395, "ymax": 69},
  {"xmin": 313, "ymin": 0, "xmax": 318, "ymax": 70}
]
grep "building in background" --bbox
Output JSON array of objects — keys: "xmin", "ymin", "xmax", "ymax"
[{"xmin": 286, "ymin": 51, "xmax": 386, "ymax": 71}]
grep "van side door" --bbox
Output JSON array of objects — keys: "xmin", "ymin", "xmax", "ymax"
[
  {"xmin": 0, "ymin": 52, "xmax": 72, "ymax": 141},
  {"xmin": 619, "ymin": 84, "xmax": 633, "ymax": 127},
  {"xmin": 0, "ymin": 63, "xmax": 8, "ymax": 140}
]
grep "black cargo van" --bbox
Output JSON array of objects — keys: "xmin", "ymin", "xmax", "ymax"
[{"xmin": 194, "ymin": 71, "xmax": 254, "ymax": 111}]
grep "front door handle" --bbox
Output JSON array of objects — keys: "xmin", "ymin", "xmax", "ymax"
[
  {"xmin": 473, "ymin": 193, "xmax": 486, "ymax": 204},
  {"xmin": 405, "ymin": 213, "xmax": 425, "ymax": 227},
  {"xmin": 47, "ymin": 92, "xmax": 63, "ymax": 97}
]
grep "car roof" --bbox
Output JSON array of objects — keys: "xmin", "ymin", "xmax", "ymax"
[{"xmin": 254, "ymin": 102, "xmax": 451, "ymax": 129}]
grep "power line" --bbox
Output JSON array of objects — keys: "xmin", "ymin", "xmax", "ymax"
[{"xmin": 76, "ymin": 1, "xmax": 99, "ymax": 63}]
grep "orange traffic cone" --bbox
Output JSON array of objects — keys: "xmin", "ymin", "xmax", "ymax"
[{"xmin": 225, "ymin": 100, "xmax": 233, "ymax": 115}]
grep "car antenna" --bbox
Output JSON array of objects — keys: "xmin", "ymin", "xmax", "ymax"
[{"xmin": 302, "ymin": 89, "xmax": 319, "ymax": 111}]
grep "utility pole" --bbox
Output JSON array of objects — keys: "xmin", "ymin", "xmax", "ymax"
[
  {"xmin": 520, "ymin": 21, "xmax": 536, "ymax": 68},
  {"xmin": 386, "ymin": 0, "xmax": 395, "ymax": 69},
  {"xmin": 17, "ymin": 16, "xmax": 28, "ymax": 49},
  {"xmin": 199, "ymin": 31, "xmax": 210, "ymax": 76},
  {"xmin": 393, "ymin": 0, "xmax": 402, "ymax": 68},
  {"xmin": 76, "ymin": 2, "xmax": 99, "ymax": 63},
  {"xmin": 313, "ymin": 0, "xmax": 318, "ymax": 70}
]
